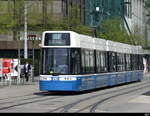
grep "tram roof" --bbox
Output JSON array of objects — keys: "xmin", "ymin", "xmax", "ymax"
[{"xmin": 41, "ymin": 31, "xmax": 143, "ymax": 54}]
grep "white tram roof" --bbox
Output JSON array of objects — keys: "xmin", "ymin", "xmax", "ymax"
[{"xmin": 42, "ymin": 31, "xmax": 143, "ymax": 54}]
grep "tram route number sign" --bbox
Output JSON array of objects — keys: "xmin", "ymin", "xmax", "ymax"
[{"xmin": 51, "ymin": 77, "xmax": 59, "ymax": 81}]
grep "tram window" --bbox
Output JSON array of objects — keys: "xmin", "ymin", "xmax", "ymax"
[
  {"xmin": 131, "ymin": 54, "xmax": 138, "ymax": 70},
  {"xmin": 135, "ymin": 54, "xmax": 139, "ymax": 70},
  {"xmin": 125, "ymin": 54, "xmax": 131, "ymax": 71},
  {"xmin": 81, "ymin": 49, "xmax": 95, "ymax": 74},
  {"xmin": 85, "ymin": 50, "xmax": 90, "ymax": 73},
  {"xmin": 131, "ymin": 54, "xmax": 134, "ymax": 70},
  {"xmin": 81, "ymin": 49, "xmax": 86, "ymax": 73},
  {"xmin": 138, "ymin": 55, "xmax": 144, "ymax": 70},
  {"xmin": 71, "ymin": 49, "xmax": 81, "ymax": 74},
  {"xmin": 117, "ymin": 53, "xmax": 125, "ymax": 72},
  {"xmin": 41, "ymin": 48, "xmax": 70, "ymax": 75},
  {"xmin": 96, "ymin": 51, "xmax": 100, "ymax": 72},
  {"xmin": 89, "ymin": 51, "xmax": 95, "ymax": 73},
  {"xmin": 44, "ymin": 33, "xmax": 70, "ymax": 46},
  {"xmin": 96, "ymin": 51, "xmax": 107, "ymax": 73},
  {"xmin": 108, "ymin": 52, "xmax": 117, "ymax": 72}
]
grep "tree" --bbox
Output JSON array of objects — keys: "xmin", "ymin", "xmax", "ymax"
[
  {"xmin": 99, "ymin": 17, "xmax": 131, "ymax": 44},
  {"xmin": 0, "ymin": 1, "xmax": 16, "ymax": 33},
  {"xmin": 131, "ymin": 24, "xmax": 146, "ymax": 46}
]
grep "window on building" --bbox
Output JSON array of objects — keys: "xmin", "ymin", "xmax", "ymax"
[{"xmin": 124, "ymin": 0, "xmax": 132, "ymax": 18}]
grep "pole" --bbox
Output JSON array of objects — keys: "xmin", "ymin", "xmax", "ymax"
[
  {"xmin": 67, "ymin": 0, "xmax": 70, "ymax": 29},
  {"xmin": 17, "ymin": 35, "xmax": 21, "ymax": 85},
  {"xmin": 32, "ymin": 39, "xmax": 35, "ymax": 82},
  {"xmin": 24, "ymin": 2, "xmax": 28, "ymax": 59}
]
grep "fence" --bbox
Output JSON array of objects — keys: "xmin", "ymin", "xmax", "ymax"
[{"xmin": 0, "ymin": 65, "xmax": 34, "ymax": 87}]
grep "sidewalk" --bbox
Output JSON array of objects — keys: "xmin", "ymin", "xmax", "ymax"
[
  {"xmin": 0, "ymin": 83, "xmax": 39, "ymax": 100},
  {"xmin": 143, "ymin": 72, "xmax": 150, "ymax": 80},
  {"xmin": 0, "ymin": 76, "xmax": 40, "ymax": 99}
]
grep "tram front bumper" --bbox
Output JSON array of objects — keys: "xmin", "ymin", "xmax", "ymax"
[{"xmin": 39, "ymin": 80, "xmax": 80, "ymax": 92}]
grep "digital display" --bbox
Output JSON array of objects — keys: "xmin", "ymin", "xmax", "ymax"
[{"xmin": 44, "ymin": 33, "xmax": 70, "ymax": 46}]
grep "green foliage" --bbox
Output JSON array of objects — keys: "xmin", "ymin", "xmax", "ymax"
[
  {"xmin": 131, "ymin": 24, "xmax": 146, "ymax": 46},
  {"xmin": 143, "ymin": 46, "xmax": 150, "ymax": 50},
  {"xmin": 71, "ymin": 25, "xmax": 93, "ymax": 36},
  {"xmin": 20, "ymin": 58, "xmax": 32, "ymax": 64},
  {"xmin": 99, "ymin": 17, "xmax": 131, "ymax": 44},
  {"xmin": 27, "ymin": 2, "xmax": 42, "ymax": 25},
  {"xmin": 0, "ymin": 3, "xmax": 16, "ymax": 33}
]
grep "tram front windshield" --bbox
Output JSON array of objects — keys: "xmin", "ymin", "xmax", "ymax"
[{"xmin": 41, "ymin": 48, "xmax": 70, "ymax": 75}]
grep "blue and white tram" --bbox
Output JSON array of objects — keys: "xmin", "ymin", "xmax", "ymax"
[{"xmin": 39, "ymin": 31, "xmax": 144, "ymax": 92}]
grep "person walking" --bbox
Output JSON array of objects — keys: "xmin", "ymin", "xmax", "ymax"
[
  {"xmin": 143, "ymin": 58, "xmax": 148, "ymax": 74},
  {"xmin": 23, "ymin": 61, "xmax": 31, "ymax": 82}
]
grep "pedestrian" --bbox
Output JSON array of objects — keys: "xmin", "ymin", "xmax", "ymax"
[
  {"xmin": 143, "ymin": 58, "xmax": 148, "ymax": 74},
  {"xmin": 23, "ymin": 61, "xmax": 31, "ymax": 82}
]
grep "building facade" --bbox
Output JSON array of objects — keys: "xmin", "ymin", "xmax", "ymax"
[
  {"xmin": 84, "ymin": 0, "xmax": 124, "ymax": 27},
  {"xmin": 144, "ymin": 0, "xmax": 150, "ymax": 46},
  {"xmin": 84, "ymin": 0, "xmax": 145, "ymax": 44},
  {"xmin": 124, "ymin": 0, "xmax": 145, "ymax": 38}
]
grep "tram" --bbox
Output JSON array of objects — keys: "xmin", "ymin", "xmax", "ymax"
[{"xmin": 39, "ymin": 31, "xmax": 144, "ymax": 92}]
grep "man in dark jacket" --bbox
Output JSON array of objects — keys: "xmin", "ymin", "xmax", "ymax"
[{"xmin": 23, "ymin": 62, "xmax": 31, "ymax": 82}]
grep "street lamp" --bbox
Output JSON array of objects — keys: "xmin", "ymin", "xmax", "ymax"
[
  {"xmin": 24, "ymin": 2, "xmax": 28, "ymax": 59},
  {"xmin": 89, "ymin": 5, "xmax": 109, "ymax": 37},
  {"xmin": 27, "ymin": 34, "xmax": 36, "ymax": 82},
  {"xmin": 23, "ymin": 2, "xmax": 33, "ymax": 59},
  {"xmin": 89, "ymin": 7, "xmax": 100, "ymax": 37}
]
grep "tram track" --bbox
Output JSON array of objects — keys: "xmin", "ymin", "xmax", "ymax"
[
  {"xmin": 0, "ymin": 81, "xmax": 150, "ymax": 112},
  {"xmin": 0, "ymin": 91, "xmax": 54, "ymax": 104},
  {"xmin": 48, "ymin": 81, "xmax": 150, "ymax": 113},
  {"xmin": 79, "ymin": 83, "xmax": 150, "ymax": 113},
  {"xmin": 0, "ymin": 92, "xmax": 63, "ymax": 111},
  {"xmin": 89, "ymin": 84, "xmax": 150, "ymax": 113}
]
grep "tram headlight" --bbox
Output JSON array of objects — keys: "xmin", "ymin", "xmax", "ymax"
[{"xmin": 49, "ymin": 71, "xmax": 54, "ymax": 75}]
